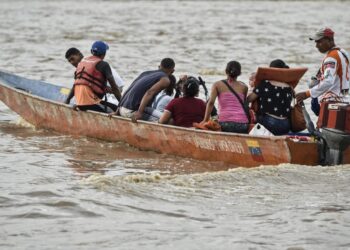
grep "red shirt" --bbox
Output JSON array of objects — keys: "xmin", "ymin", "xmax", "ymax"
[{"xmin": 165, "ymin": 97, "xmax": 206, "ymax": 127}]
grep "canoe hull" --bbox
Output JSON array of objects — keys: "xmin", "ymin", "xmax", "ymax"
[
  {"xmin": 0, "ymin": 84, "xmax": 320, "ymax": 168},
  {"xmin": 0, "ymin": 71, "xmax": 330, "ymax": 168}
]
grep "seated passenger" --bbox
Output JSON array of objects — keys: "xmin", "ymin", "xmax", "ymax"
[
  {"xmin": 152, "ymin": 75, "xmax": 176, "ymax": 112},
  {"xmin": 65, "ymin": 41, "xmax": 122, "ymax": 113},
  {"xmin": 247, "ymin": 59, "xmax": 293, "ymax": 135},
  {"xmin": 65, "ymin": 48, "xmax": 124, "ymax": 109},
  {"xmin": 159, "ymin": 77, "xmax": 206, "ymax": 127},
  {"xmin": 201, "ymin": 61, "xmax": 249, "ymax": 133},
  {"xmin": 118, "ymin": 58, "xmax": 175, "ymax": 122}
]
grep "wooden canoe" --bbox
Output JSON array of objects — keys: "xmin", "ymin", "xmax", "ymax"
[{"xmin": 1, "ymin": 70, "xmax": 344, "ymax": 168}]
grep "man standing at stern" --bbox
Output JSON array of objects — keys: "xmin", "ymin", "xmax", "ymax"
[{"xmin": 296, "ymin": 27, "xmax": 349, "ymax": 107}]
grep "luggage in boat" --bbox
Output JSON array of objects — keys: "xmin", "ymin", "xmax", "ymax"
[
  {"xmin": 317, "ymin": 102, "xmax": 350, "ymax": 133},
  {"xmin": 254, "ymin": 67, "xmax": 308, "ymax": 88},
  {"xmin": 343, "ymin": 105, "xmax": 350, "ymax": 134}
]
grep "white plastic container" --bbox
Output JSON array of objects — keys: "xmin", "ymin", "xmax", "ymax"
[{"xmin": 248, "ymin": 123, "xmax": 274, "ymax": 136}]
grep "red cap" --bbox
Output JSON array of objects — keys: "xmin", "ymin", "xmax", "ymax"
[{"xmin": 309, "ymin": 27, "xmax": 334, "ymax": 41}]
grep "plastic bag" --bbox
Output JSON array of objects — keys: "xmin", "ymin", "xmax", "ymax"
[{"xmin": 248, "ymin": 123, "xmax": 274, "ymax": 136}]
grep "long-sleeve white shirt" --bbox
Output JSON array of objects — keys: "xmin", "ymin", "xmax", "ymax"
[{"xmin": 310, "ymin": 47, "xmax": 349, "ymax": 102}]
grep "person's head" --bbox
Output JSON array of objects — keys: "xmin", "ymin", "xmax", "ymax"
[
  {"xmin": 269, "ymin": 59, "xmax": 289, "ymax": 69},
  {"xmin": 225, "ymin": 61, "xmax": 241, "ymax": 79},
  {"xmin": 159, "ymin": 58, "xmax": 175, "ymax": 75},
  {"xmin": 65, "ymin": 48, "xmax": 83, "ymax": 67},
  {"xmin": 91, "ymin": 41, "xmax": 109, "ymax": 58},
  {"xmin": 164, "ymin": 74, "xmax": 176, "ymax": 96},
  {"xmin": 182, "ymin": 77, "xmax": 200, "ymax": 97},
  {"xmin": 309, "ymin": 27, "xmax": 335, "ymax": 53},
  {"xmin": 174, "ymin": 75, "xmax": 187, "ymax": 98}
]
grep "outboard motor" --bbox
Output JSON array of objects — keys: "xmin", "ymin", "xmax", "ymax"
[{"xmin": 318, "ymin": 102, "xmax": 350, "ymax": 165}]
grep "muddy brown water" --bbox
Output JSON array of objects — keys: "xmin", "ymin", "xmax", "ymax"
[{"xmin": 1, "ymin": 1, "xmax": 350, "ymax": 249}]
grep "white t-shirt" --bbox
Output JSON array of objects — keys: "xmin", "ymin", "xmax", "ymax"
[
  {"xmin": 310, "ymin": 48, "xmax": 349, "ymax": 102},
  {"xmin": 152, "ymin": 92, "xmax": 173, "ymax": 112}
]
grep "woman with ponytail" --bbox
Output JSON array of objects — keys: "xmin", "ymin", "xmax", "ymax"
[
  {"xmin": 159, "ymin": 77, "xmax": 206, "ymax": 127},
  {"xmin": 201, "ymin": 61, "xmax": 249, "ymax": 133}
]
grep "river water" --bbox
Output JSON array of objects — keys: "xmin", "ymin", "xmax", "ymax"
[{"xmin": 1, "ymin": 0, "xmax": 350, "ymax": 249}]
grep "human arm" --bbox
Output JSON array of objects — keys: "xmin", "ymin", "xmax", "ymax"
[
  {"xmin": 132, "ymin": 76, "xmax": 170, "ymax": 122},
  {"xmin": 64, "ymin": 86, "xmax": 74, "ymax": 104},
  {"xmin": 247, "ymin": 92, "xmax": 258, "ymax": 103},
  {"xmin": 107, "ymin": 76, "xmax": 122, "ymax": 102},
  {"xmin": 202, "ymin": 82, "xmax": 218, "ymax": 122},
  {"xmin": 96, "ymin": 61, "xmax": 122, "ymax": 101},
  {"xmin": 158, "ymin": 110, "xmax": 172, "ymax": 124},
  {"xmin": 247, "ymin": 79, "xmax": 265, "ymax": 103},
  {"xmin": 296, "ymin": 56, "xmax": 338, "ymax": 103}
]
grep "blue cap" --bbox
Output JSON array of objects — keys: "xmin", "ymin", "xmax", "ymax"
[{"xmin": 91, "ymin": 41, "xmax": 109, "ymax": 56}]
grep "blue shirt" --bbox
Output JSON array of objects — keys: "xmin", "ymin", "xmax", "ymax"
[{"xmin": 119, "ymin": 70, "xmax": 167, "ymax": 110}]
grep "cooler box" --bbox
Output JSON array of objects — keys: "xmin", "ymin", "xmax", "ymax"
[
  {"xmin": 317, "ymin": 102, "xmax": 350, "ymax": 133},
  {"xmin": 342, "ymin": 105, "xmax": 350, "ymax": 133},
  {"xmin": 317, "ymin": 102, "xmax": 336, "ymax": 128}
]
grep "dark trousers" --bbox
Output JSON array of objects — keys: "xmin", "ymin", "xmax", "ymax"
[
  {"xmin": 77, "ymin": 101, "xmax": 117, "ymax": 113},
  {"xmin": 311, "ymin": 97, "xmax": 320, "ymax": 116},
  {"xmin": 219, "ymin": 121, "xmax": 249, "ymax": 134},
  {"xmin": 257, "ymin": 114, "xmax": 290, "ymax": 135}
]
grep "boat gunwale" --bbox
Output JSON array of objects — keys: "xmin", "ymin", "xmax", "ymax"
[
  {"xmin": 0, "ymin": 78, "xmax": 298, "ymax": 142},
  {"xmin": 1, "ymin": 72, "xmax": 327, "ymax": 166}
]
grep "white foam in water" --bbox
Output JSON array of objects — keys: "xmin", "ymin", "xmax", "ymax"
[{"xmin": 14, "ymin": 117, "xmax": 35, "ymax": 128}]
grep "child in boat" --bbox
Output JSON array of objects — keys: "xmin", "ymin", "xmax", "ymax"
[
  {"xmin": 118, "ymin": 58, "xmax": 175, "ymax": 122},
  {"xmin": 247, "ymin": 59, "xmax": 293, "ymax": 135},
  {"xmin": 158, "ymin": 77, "xmax": 206, "ymax": 127},
  {"xmin": 151, "ymin": 75, "xmax": 176, "ymax": 113},
  {"xmin": 201, "ymin": 61, "xmax": 249, "ymax": 133}
]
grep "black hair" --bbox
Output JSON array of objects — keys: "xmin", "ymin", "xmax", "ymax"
[
  {"xmin": 174, "ymin": 78, "xmax": 184, "ymax": 98},
  {"xmin": 164, "ymin": 75, "xmax": 176, "ymax": 96},
  {"xmin": 65, "ymin": 47, "xmax": 82, "ymax": 59},
  {"xmin": 225, "ymin": 61, "xmax": 241, "ymax": 78},
  {"xmin": 183, "ymin": 77, "xmax": 200, "ymax": 97},
  {"xmin": 160, "ymin": 58, "xmax": 175, "ymax": 69},
  {"xmin": 269, "ymin": 59, "xmax": 289, "ymax": 69}
]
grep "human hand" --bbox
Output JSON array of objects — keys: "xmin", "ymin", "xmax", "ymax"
[
  {"xmin": 72, "ymin": 104, "xmax": 80, "ymax": 111},
  {"xmin": 295, "ymin": 92, "xmax": 308, "ymax": 104},
  {"xmin": 108, "ymin": 111, "xmax": 117, "ymax": 119},
  {"xmin": 131, "ymin": 111, "xmax": 142, "ymax": 123},
  {"xmin": 105, "ymin": 86, "xmax": 112, "ymax": 93}
]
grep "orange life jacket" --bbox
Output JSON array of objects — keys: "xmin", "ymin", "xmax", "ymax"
[{"xmin": 74, "ymin": 56, "xmax": 107, "ymax": 97}]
